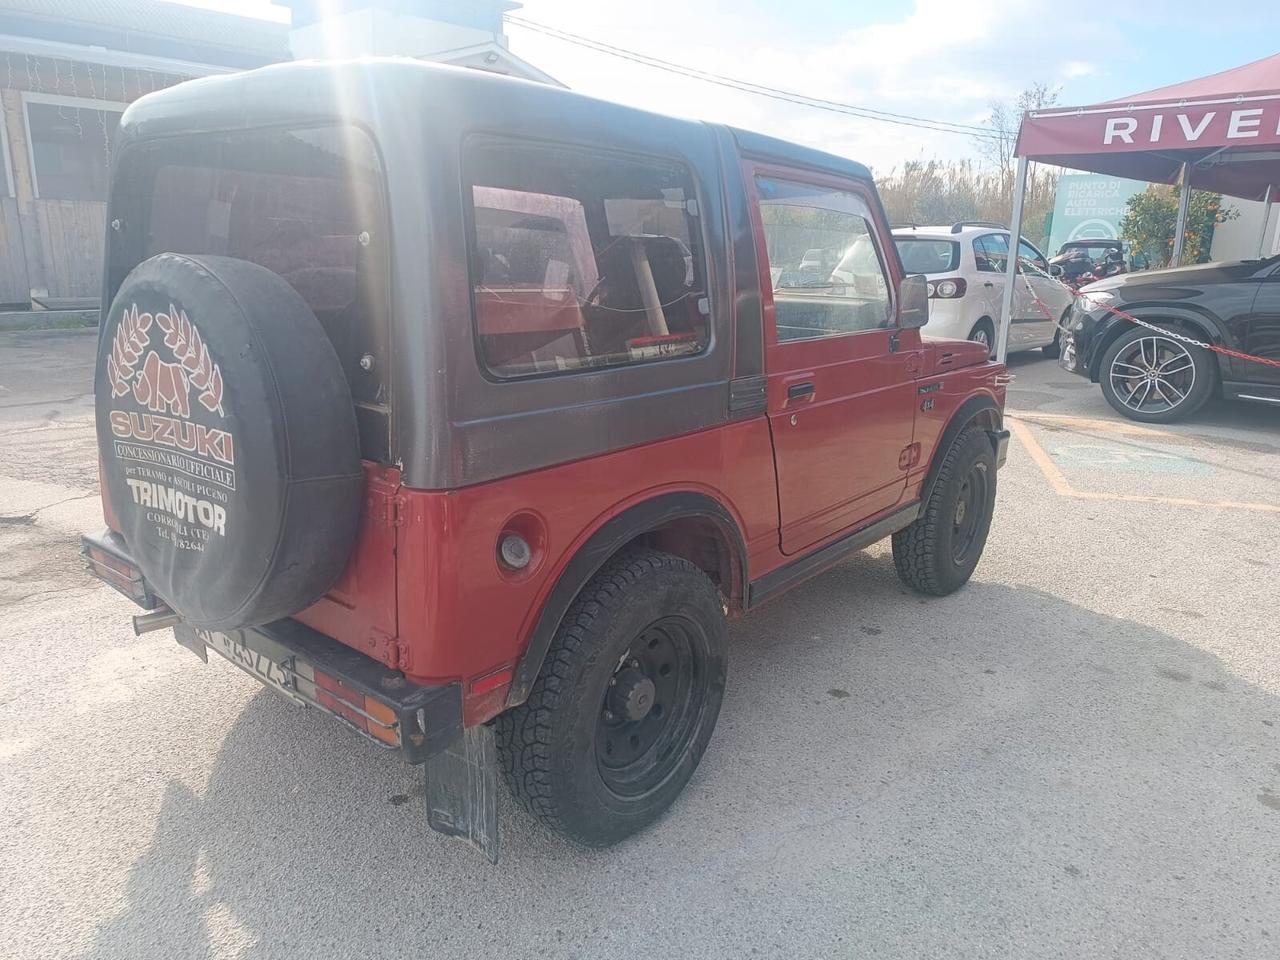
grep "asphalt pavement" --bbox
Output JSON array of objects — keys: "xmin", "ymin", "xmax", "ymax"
[{"xmin": 2, "ymin": 330, "xmax": 1279, "ymax": 960}]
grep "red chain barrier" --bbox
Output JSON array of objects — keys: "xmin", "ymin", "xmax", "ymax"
[{"xmin": 1015, "ymin": 257, "xmax": 1280, "ymax": 370}]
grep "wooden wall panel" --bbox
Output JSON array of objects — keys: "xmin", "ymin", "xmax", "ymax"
[
  {"xmin": 35, "ymin": 198, "xmax": 106, "ymax": 298},
  {"xmin": 0, "ymin": 198, "xmax": 30, "ymax": 303}
]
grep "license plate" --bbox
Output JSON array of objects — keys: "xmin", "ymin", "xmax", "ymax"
[{"xmin": 193, "ymin": 627, "xmax": 304, "ymax": 704}]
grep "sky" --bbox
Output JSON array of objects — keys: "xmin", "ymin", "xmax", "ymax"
[{"xmin": 168, "ymin": 0, "xmax": 1278, "ymax": 173}]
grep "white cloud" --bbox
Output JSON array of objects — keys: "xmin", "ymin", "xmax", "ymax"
[
  {"xmin": 1062, "ymin": 61, "xmax": 1098, "ymax": 79},
  {"xmin": 509, "ymin": 0, "xmax": 1119, "ymax": 170}
]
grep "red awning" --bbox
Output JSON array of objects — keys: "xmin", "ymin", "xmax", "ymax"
[{"xmin": 1016, "ymin": 53, "xmax": 1280, "ymax": 201}]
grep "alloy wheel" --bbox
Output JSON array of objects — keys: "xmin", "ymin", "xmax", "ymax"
[{"xmin": 1107, "ymin": 335, "xmax": 1196, "ymax": 415}]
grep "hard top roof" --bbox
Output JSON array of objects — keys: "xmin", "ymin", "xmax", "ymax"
[{"xmin": 117, "ymin": 57, "xmax": 874, "ymax": 184}]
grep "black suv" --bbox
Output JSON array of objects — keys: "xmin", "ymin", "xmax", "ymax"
[{"xmin": 1059, "ymin": 255, "xmax": 1280, "ymax": 422}]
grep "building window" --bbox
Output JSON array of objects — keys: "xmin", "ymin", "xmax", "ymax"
[
  {"xmin": 23, "ymin": 95, "xmax": 125, "ymax": 201},
  {"xmin": 464, "ymin": 137, "xmax": 709, "ymax": 379}
]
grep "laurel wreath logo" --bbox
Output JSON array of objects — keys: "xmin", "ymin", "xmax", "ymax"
[
  {"xmin": 106, "ymin": 302, "xmax": 225, "ymax": 418},
  {"xmin": 106, "ymin": 303, "xmax": 152, "ymax": 399},
  {"xmin": 155, "ymin": 305, "xmax": 225, "ymax": 416}
]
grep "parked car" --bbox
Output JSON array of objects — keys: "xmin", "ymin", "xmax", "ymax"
[
  {"xmin": 1051, "ymin": 239, "xmax": 1122, "ymax": 283},
  {"xmin": 1060, "ymin": 255, "xmax": 1280, "ymax": 421},
  {"xmin": 893, "ymin": 223, "xmax": 1074, "ymax": 356},
  {"xmin": 81, "ymin": 59, "xmax": 1011, "ymax": 860}
]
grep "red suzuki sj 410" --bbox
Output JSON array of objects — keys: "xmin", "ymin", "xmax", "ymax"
[{"xmin": 83, "ymin": 60, "xmax": 1009, "ymax": 860}]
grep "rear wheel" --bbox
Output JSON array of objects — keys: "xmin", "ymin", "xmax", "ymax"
[
  {"xmin": 968, "ymin": 318, "xmax": 995, "ymax": 356},
  {"xmin": 893, "ymin": 429, "xmax": 996, "ymax": 596},
  {"xmin": 1099, "ymin": 326, "xmax": 1215, "ymax": 423},
  {"xmin": 495, "ymin": 550, "xmax": 728, "ymax": 847}
]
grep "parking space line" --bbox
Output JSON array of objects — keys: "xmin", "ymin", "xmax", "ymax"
[
  {"xmin": 1006, "ymin": 410, "xmax": 1169, "ymax": 437},
  {"xmin": 1006, "ymin": 417, "xmax": 1280, "ymax": 514},
  {"xmin": 1007, "ymin": 417, "xmax": 1074, "ymax": 496}
]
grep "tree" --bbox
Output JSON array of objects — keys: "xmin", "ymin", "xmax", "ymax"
[
  {"xmin": 876, "ymin": 158, "xmax": 1059, "ymax": 249},
  {"xmin": 1119, "ymin": 185, "xmax": 1239, "ymax": 267},
  {"xmin": 875, "ymin": 85, "xmax": 1063, "ymax": 246},
  {"xmin": 974, "ymin": 82, "xmax": 1060, "ymax": 195}
]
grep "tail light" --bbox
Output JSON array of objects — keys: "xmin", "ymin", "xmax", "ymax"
[
  {"xmin": 926, "ymin": 278, "xmax": 967, "ymax": 299},
  {"xmin": 311, "ymin": 668, "xmax": 400, "ymax": 745}
]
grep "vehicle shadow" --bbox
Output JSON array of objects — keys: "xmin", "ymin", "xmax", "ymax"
[
  {"xmin": 1004, "ymin": 347, "xmax": 1280, "ymax": 445},
  {"xmin": 83, "ymin": 551, "xmax": 1280, "ymax": 959}
]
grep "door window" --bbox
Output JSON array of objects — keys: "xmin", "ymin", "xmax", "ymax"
[
  {"xmin": 464, "ymin": 139, "xmax": 709, "ymax": 379},
  {"xmin": 1017, "ymin": 239, "xmax": 1050, "ymax": 276},
  {"xmin": 755, "ymin": 177, "xmax": 891, "ymax": 342},
  {"xmin": 973, "ymin": 234, "xmax": 1009, "ymax": 272}
]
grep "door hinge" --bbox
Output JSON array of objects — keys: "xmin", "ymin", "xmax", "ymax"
[{"xmin": 378, "ymin": 495, "xmax": 408, "ymax": 527}]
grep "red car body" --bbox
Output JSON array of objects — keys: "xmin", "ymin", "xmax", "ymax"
[{"xmin": 82, "ymin": 61, "xmax": 1008, "ymax": 853}]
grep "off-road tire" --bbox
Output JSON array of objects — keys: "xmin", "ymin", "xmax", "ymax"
[
  {"xmin": 495, "ymin": 549, "xmax": 728, "ymax": 847},
  {"xmin": 893, "ymin": 429, "xmax": 996, "ymax": 596}
]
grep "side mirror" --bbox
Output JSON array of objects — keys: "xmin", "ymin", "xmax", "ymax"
[
  {"xmin": 899, "ymin": 274, "xmax": 929, "ymax": 329},
  {"xmin": 1049, "ymin": 263, "xmax": 1065, "ymax": 278}
]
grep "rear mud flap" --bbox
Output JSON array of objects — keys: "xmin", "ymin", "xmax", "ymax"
[{"xmin": 425, "ymin": 724, "xmax": 499, "ymax": 863}]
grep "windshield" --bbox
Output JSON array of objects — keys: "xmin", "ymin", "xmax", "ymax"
[
  {"xmin": 894, "ymin": 237, "xmax": 960, "ymax": 274},
  {"xmin": 1056, "ymin": 244, "xmax": 1120, "ymax": 260}
]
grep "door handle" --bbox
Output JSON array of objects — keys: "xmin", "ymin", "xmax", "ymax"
[
  {"xmin": 983, "ymin": 281, "xmax": 995, "ymax": 288},
  {"xmin": 888, "ymin": 332, "xmax": 901, "ymax": 353},
  {"xmin": 787, "ymin": 381, "xmax": 815, "ymax": 400}
]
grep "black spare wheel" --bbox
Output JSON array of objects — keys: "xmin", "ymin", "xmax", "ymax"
[{"xmin": 96, "ymin": 254, "xmax": 363, "ymax": 630}]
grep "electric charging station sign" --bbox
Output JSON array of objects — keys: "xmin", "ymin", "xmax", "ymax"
[{"xmin": 1046, "ymin": 173, "xmax": 1147, "ymax": 254}]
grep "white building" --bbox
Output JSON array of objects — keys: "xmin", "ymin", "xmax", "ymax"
[
  {"xmin": 0, "ymin": 0, "xmax": 553, "ymax": 312},
  {"xmin": 1210, "ymin": 197, "xmax": 1280, "ymax": 261},
  {"xmin": 284, "ymin": 0, "xmax": 558, "ymax": 85}
]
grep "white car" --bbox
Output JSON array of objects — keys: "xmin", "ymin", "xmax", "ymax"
[{"xmin": 891, "ymin": 222, "xmax": 1074, "ymax": 355}]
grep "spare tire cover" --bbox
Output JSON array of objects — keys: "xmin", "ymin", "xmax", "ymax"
[{"xmin": 96, "ymin": 253, "xmax": 363, "ymax": 630}]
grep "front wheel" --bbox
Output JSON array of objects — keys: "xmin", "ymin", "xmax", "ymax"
[
  {"xmin": 893, "ymin": 429, "xmax": 997, "ymax": 596},
  {"xmin": 1042, "ymin": 323, "xmax": 1064, "ymax": 359},
  {"xmin": 1098, "ymin": 325, "xmax": 1215, "ymax": 423},
  {"xmin": 495, "ymin": 549, "xmax": 728, "ymax": 847}
]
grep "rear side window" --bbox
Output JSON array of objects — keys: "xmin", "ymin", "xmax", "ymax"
[
  {"xmin": 894, "ymin": 237, "xmax": 960, "ymax": 274},
  {"xmin": 464, "ymin": 139, "xmax": 709, "ymax": 379},
  {"xmin": 973, "ymin": 234, "xmax": 1010, "ymax": 272},
  {"xmin": 755, "ymin": 176, "xmax": 891, "ymax": 342}
]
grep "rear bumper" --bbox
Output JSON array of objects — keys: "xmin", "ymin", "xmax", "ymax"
[
  {"xmin": 81, "ymin": 527, "xmax": 160, "ymax": 608},
  {"xmin": 80, "ymin": 528, "xmax": 462, "ymax": 764},
  {"xmin": 180, "ymin": 618, "xmax": 462, "ymax": 764},
  {"xmin": 919, "ymin": 298, "xmax": 971, "ymax": 340}
]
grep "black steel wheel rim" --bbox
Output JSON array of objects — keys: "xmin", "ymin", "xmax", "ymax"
[
  {"xmin": 951, "ymin": 462, "xmax": 988, "ymax": 565},
  {"xmin": 596, "ymin": 615, "xmax": 707, "ymax": 797}
]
